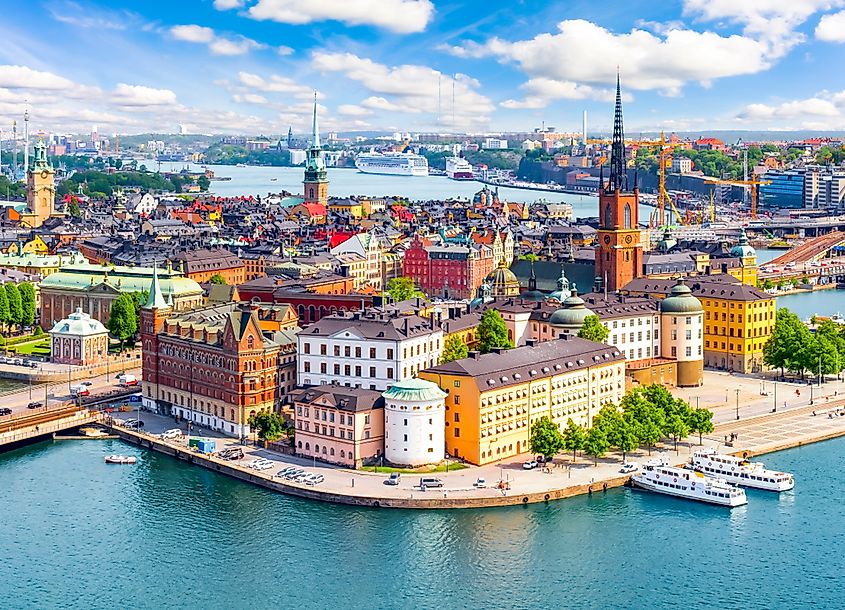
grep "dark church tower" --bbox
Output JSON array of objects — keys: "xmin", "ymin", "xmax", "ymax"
[{"xmin": 595, "ymin": 74, "xmax": 642, "ymax": 293}]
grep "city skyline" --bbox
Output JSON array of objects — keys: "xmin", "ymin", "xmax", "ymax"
[{"xmin": 2, "ymin": 1, "xmax": 845, "ymax": 135}]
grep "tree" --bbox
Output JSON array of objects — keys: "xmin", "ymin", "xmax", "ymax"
[
  {"xmin": 440, "ymin": 334, "xmax": 468, "ymax": 363},
  {"xmin": 577, "ymin": 314, "xmax": 609, "ymax": 343},
  {"xmin": 4, "ymin": 284, "xmax": 22, "ymax": 330},
  {"xmin": 664, "ymin": 414, "xmax": 690, "ymax": 453},
  {"xmin": 529, "ymin": 416, "xmax": 564, "ymax": 461},
  {"xmin": 0, "ymin": 287, "xmax": 9, "ymax": 332},
  {"xmin": 687, "ymin": 407, "xmax": 714, "ymax": 445},
  {"xmin": 68, "ymin": 201, "xmax": 81, "ymax": 218},
  {"xmin": 562, "ymin": 418, "xmax": 586, "ymax": 462},
  {"xmin": 197, "ymin": 175, "xmax": 210, "ymax": 191},
  {"xmin": 18, "ymin": 282, "xmax": 35, "ymax": 327},
  {"xmin": 583, "ymin": 425, "xmax": 609, "ymax": 466},
  {"xmin": 520, "ymin": 253, "xmax": 539, "ymax": 262},
  {"xmin": 477, "ymin": 309, "xmax": 513, "ymax": 353},
  {"xmin": 107, "ymin": 293, "xmax": 138, "ymax": 349},
  {"xmin": 385, "ymin": 276, "xmax": 423, "ymax": 302},
  {"xmin": 248, "ymin": 411, "xmax": 287, "ymax": 442},
  {"xmin": 209, "ymin": 274, "xmax": 227, "ymax": 285}
]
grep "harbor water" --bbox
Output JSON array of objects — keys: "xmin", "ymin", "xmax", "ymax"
[{"xmin": 1, "ymin": 436, "xmax": 842, "ymax": 609}]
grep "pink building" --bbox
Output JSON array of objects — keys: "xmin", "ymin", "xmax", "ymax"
[
  {"xmin": 49, "ymin": 307, "xmax": 109, "ymax": 366},
  {"xmin": 293, "ymin": 384, "xmax": 384, "ymax": 468}
]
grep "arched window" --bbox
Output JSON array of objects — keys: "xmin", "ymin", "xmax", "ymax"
[
  {"xmin": 298, "ymin": 441, "xmax": 302, "ymax": 449},
  {"xmin": 305, "ymin": 443, "xmax": 310, "ymax": 451},
  {"xmin": 604, "ymin": 204, "xmax": 613, "ymax": 228},
  {"xmin": 309, "ymin": 187, "xmax": 315, "ymax": 199},
  {"xmin": 330, "ymin": 448, "xmax": 335, "ymax": 456},
  {"xmin": 340, "ymin": 450, "xmax": 345, "ymax": 458},
  {"xmin": 247, "ymin": 335, "xmax": 254, "ymax": 349},
  {"xmin": 624, "ymin": 203, "xmax": 632, "ymax": 229}
]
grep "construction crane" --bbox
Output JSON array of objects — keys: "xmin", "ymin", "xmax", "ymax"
[{"xmin": 703, "ymin": 175, "xmax": 771, "ymax": 219}]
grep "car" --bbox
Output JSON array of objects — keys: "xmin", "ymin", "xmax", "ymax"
[
  {"xmin": 420, "ymin": 477, "xmax": 443, "ymax": 489},
  {"xmin": 305, "ymin": 474, "xmax": 324, "ymax": 486},
  {"xmin": 384, "ymin": 472, "xmax": 401, "ymax": 486},
  {"xmin": 28, "ymin": 362, "xmax": 37, "ymax": 368},
  {"xmin": 284, "ymin": 469, "xmax": 304, "ymax": 480},
  {"xmin": 245, "ymin": 459, "xmax": 263, "ymax": 469},
  {"xmin": 253, "ymin": 461, "xmax": 274, "ymax": 471},
  {"xmin": 81, "ymin": 381, "xmax": 93, "ymax": 387},
  {"xmin": 276, "ymin": 467, "xmax": 296, "ymax": 477},
  {"xmin": 124, "ymin": 420, "xmax": 144, "ymax": 429},
  {"xmin": 27, "ymin": 401, "xmax": 42, "ymax": 409},
  {"xmin": 523, "ymin": 460, "xmax": 538, "ymax": 470},
  {"xmin": 474, "ymin": 478, "xmax": 487, "ymax": 488},
  {"xmin": 159, "ymin": 429, "xmax": 182, "ymax": 440},
  {"xmin": 620, "ymin": 461, "xmax": 639, "ymax": 474},
  {"xmin": 0, "ymin": 408, "xmax": 12, "ymax": 416}
]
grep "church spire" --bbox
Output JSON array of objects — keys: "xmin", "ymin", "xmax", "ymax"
[
  {"xmin": 144, "ymin": 261, "xmax": 168, "ymax": 309},
  {"xmin": 310, "ymin": 92, "xmax": 320, "ymax": 149},
  {"xmin": 608, "ymin": 70, "xmax": 627, "ymax": 192}
]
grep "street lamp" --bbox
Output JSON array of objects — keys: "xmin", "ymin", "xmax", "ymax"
[
  {"xmin": 735, "ymin": 388, "xmax": 740, "ymax": 421},
  {"xmin": 773, "ymin": 381, "xmax": 777, "ymax": 413}
]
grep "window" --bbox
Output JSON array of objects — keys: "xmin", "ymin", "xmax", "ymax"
[
  {"xmin": 304, "ymin": 361, "xmax": 311, "ymax": 373},
  {"xmin": 403, "ymin": 418, "xmax": 408, "ymax": 426},
  {"xmin": 671, "ymin": 346, "xmax": 677, "ymax": 357},
  {"xmin": 453, "ymin": 380, "xmax": 461, "ymax": 388},
  {"xmin": 387, "ymin": 367, "xmax": 394, "ymax": 378},
  {"xmin": 604, "ymin": 203, "xmax": 613, "ymax": 227},
  {"xmin": 303, "ymin": 343, "xmax": 310, "ymax": 354},
  {"xmin": 364, "ymin": 415, "xmax": 370, "ymax": 425},
  {"xmin": 387, "ymin": 348, "xmax": 394, "ymax": 359},
  {"xmin": 370, "ymin": 347, "xmax": 376, "ymax": 358},
  {"xmin": 334, "ymin": 345, "xmax": 340, "ymax": 357},
  {"xmin": 355, "ymin": 347, "xmax": 361, "ymax": 358},
  {"xmin": 686, "ymin": 346, "xmax": 692, "ymax": 357},
  {"xmin": 454, "ymin": 412, "xmax": 460, "ymax": 422},
  {"xmin": 454, "ymin": 428, "xmax": 460, "ymax": 438},
  {"xmin": 320, "ymin": 344, "xmax": 327, "ymax": 355},
  {"xmin": 345, "ymin": 346, "xmax": 351, "ymax": 357},
  {"xmin": 369, "ymin": 366, "xmax": 376, "ymax": 378},
  {"xmin": 333, "ymin": 364, "xmax": 340, "ymax": 375},
  {"xmin": 364, "ymin": 431, "xmax": 370, "ymax": 440},
  {"xmin": 320, "ymin": 363, "xmax": 327, "ymax": 374},
  {"xmin": 623, "ymin": 203, "xmax": 631, "ymax": 229}
]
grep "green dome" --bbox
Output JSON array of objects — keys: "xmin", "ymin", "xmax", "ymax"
[
  {"xmin": 521, "ymin": 289, "xmax": 546, "ymax": 302},
  {"xmin": 656, "ymin": 228, "xmax": 677, "ymax": 252},
  {"xmin": 383, "ymin": 378, "xmax": 447, "ymax": 403},
  {"xmin": 549, "ymin": 288, "xmax": 594, "ymax": 328},
  {"xmin": 660, "ymin": 279, "xmax": 703, "ymax": 314},
  {"xmin": 730, "ymin": 228, "xmax": 756, "ymax": 258}
]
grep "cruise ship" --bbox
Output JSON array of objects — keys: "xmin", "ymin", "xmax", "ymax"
[
  {"xmin": 632, "ymin": 459, "xmax": 747, "ymax": 507},
  {"xmin": 691, "ymin": 449, "xmax": 794, "ymax": 492},
  {"xmin": 354, "ymin": 152, "xmax": 429, "ymax": 177},
  {"xmin": 446, "ymin": 156, "xmax": 474, "ymax": 180}
]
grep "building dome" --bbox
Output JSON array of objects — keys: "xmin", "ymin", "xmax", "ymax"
[
  {"xmin": 547, "ymin": 265, "xmax": 571, "ymax": 303},
  {"xmin": 549, "ymin": 285, "xmax": 594, "ymax": 328},
  {"xmin": 49, "ymin": 307, "xmax": 108, "ymax": 336},
  {"xmin": 520, "ymin": 261, "xmax": 545, "ymax": 302},
  {"xmin": 656, "ymin": 227, "xmax": 677, "ymax": 253},
  {"xmin": 660, "ymin": 279, "xmax": 703, "ymax": 314},
  {"xmin": 382, "ymin": 378, "xmax": 447, "ymax": 402},
  {"xmin": 383, "ymin": 378, "xmax": 446, "ymax": 467},
  {"xmin": 486, "ymin": 259, "xmax": 521, "ymax": 299},
  {"xmin": 730, "ymin": 228, "xmax": 756, "ymax": 258}
]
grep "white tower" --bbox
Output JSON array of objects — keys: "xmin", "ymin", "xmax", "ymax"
[
  {"xmin": 382, "ymin": 379, "xmax": 446, "ymax": 467},
  {"xmin": 582, "ymin": 110, "xmax": 588, "ymax": 144}
]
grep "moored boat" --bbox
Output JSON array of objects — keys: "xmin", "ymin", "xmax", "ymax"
[
  {"xmin": 691, "ymin": 448, "xmax": 794, "ymax": 491},
  {"xmin": 105, "ymin": 455, "xmax": 137, "ymax": 464},
  {"xmin": 632, "ymin": 459, "xmax": 747, "ymax": 507}
]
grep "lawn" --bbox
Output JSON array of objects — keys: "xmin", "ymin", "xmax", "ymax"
[
  {"xmin": 10, "ymin": 338, "xmax": 50, "ymax": 356},
  {"xmin": 367, "ymin": 462, "xmax": 469, "ymax": 474}
]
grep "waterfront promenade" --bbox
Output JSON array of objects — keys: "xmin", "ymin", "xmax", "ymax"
[{"xmin": 108, "ymin": 393, "xmax": 845, "ymax": 509}]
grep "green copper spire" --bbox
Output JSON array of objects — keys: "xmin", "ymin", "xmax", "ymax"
[
  {"xmin": 310, "ymin": 91, "xmax": 321, "ymax": 149},
  {"xmin": 144, "ymin": 261, "xmax": 169, "ymax": 309}
]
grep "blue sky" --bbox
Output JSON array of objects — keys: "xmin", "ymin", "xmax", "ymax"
[{"xmin": 2, "ymin": 0, "xmax": 845, "ymax": 136}]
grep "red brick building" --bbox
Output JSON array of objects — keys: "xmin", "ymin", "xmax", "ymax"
[
  {"xmin": 402, "ymin": 235, "xmax": 494, "ymax": 300},
  {"xmin": 235, "ymin": 282, "xmax": 373, "ymax": 324}
]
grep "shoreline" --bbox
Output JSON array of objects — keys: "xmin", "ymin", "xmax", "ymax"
[{"xmin": 107, "ymin": 399, "xmax": 845, "ymax": 509}]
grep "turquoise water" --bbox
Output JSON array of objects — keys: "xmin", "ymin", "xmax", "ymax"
[
  {"xmin": 1, "ymin": 437, "xmax": 842, "ymax": 609},
  {"xmin": 777, "ymin": 289, "xmax": 845, "ymax": 320}
]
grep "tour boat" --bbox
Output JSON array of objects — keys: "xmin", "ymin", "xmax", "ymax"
[
  {"xmin": 631, "ymin": 459, "xmax": 747, "ymax": 507},
  {"xmin": 105, "ymin": 455, "xmax": 137, "ymax": 464},
  {"xmin": 355, "ymin": 152, "xmax": 429, "ymax": 176},
  {"xmin": 446, "ymin": 156, "xmax": 474, "ymax": 180},
  {"xmin": 691, "ymin": 448, "xmax": 794, "ymax": 492}
]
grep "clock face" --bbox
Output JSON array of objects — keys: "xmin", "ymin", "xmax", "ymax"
[
  {"xmin": 40, "ymin": 170, "xmax": 49, "ymax": 179},
  {"xmin": 625, "ymin": 234, "xmax": 633, "ymax": 244},
  {"xmin": 603, "ymin": 235, "xmax": 611, "ymax": 245}
]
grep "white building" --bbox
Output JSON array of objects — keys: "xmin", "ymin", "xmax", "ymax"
[
  {"xmin": 329, "ymin": 230, "xmax": 383, "ymax": 291},
  {"xmin": 297, "ymin": 311, "xmax": 443, "ymax": 391},
  {"xmin": 382, "ymin": 378, "xmax": 446, "ymax": 466},
  {"xmin": 289, "ymin": 149, "xmax": 307, "ymax": 165},
  {"xmin": 128, "ymin": 193, "xmax": 158, "ymax": 216},
  {"xmin": 483, "ymin": 138, "xmax": 509, "ymax": 150},
  {"xmin": 671, "ymin": 158, "xmax": 692, "ymax": 174},
  {"xmin": 49, "ymin": 307, "xmax": 109, "ymax": 366}
]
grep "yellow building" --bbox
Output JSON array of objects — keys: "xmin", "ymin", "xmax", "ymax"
[
  {"xmin": 419, "ymin": 337, "xmax": 625, "ymax": 465},
  {"xmin": 19, "ymin": 140, "xmax": 59, "ymax": 229},
  {"xmin": 622, "ymin": 274, "xmax": 774, "ymax": 373},
  {"xmin": 725, "ymin": 228, "xmax": 758, "ymax": 286},
  {"xmin": 6, "ymin": 235, "xmax": 49, "ymax": 255},
  {"xmin": 329, "ymin": 199, "xmax": 364, "ymax": 219},
  {"xmin": 0, "ymin": 250, "xmax": 87, "ymax": 277}
]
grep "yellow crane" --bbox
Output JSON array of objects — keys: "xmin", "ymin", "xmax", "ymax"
[{"xmin": 703, "ymin": 175, "xmax": 771, "ymax": 219}]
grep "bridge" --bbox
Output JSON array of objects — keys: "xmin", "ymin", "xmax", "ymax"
[
  {"xmin": 0, "ymin": 405, "xmax": 99, "ymax": 450},
  {"xmin": 768, "ymin": 231, "xmax": 845, "ymax": 266}
]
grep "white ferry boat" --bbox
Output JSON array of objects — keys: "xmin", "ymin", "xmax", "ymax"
[
  {"xmin": 691, "ymin": 448, "xmax": 794, "ymax": 492},
  {"xmin": 446, "ymin": 156, "xmax": 474, "ymax": 180},
  {"xmin": 355, "ymin": 152, "xmax": 429, "ymax": 176},
  {"xmin": 632, "ymin": 459, "xmax": 747, "ymax": 507}
]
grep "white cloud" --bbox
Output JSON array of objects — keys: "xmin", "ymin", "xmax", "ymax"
[
  {"xmin": 244, "ymin": 0, "xmax": 434, "ymax": 34},
  {"xmin": 47, "ymin": 1, "xmax": 130, "ymax": 30},
  {"xmin": 443, "ymin": 19, "xmax": 788, "ymax": 106},
  {"xmin": 500, "ymin": 78, "xmax": 619, "ymax": 109},
  {"xmin": 169, "ymin": 24, "xmax": 265, "ymax": 55},
  {"xmin": 816, "ymin": 10, "xmax": 845, "ymax": 41},
  {"xmin": 170, "ymin": 24, "xmax": 215, "ymax": 44},
  {"xmin": 236, "ymin": 72, "xmax": 316, "ymax": 99},
  {"xmin": 232, "ymin": 93, "xmax": 269, "ymax": 104},
  {"xmin": 733, "ymin": 90, "xmax": 845, "ymax": 129},
  {"xmin": 213, "ymin": 0, "xmax": 244, "ymax": 9},
  {"xmin": 337, "ymin": 104, "xmax": 373, "ymax": 117},
  {"xmin": 112, "ymin": 83, "xmax": 178, "ymax": 107},
  {"xmin": 0, "ymin": 65, "xmax": 75, "ymax": 89},
  {"xmin": 277, "ymin": 45, "xmax": 294, "ymax": 56},
  {"xmin": 310, "ymin": 52, "xmax": 494, "ymax": 128}
]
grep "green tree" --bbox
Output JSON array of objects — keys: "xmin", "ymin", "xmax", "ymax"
[
  {"xmin": 385, "ymin": 276, "xmax": 424, "ymax": 302},
  {"xmin": 687, "ymin": 407, "xmax": 714, "ymax": 445},
  {"xmin": 529, "ymin": 416, "xmax": 564, "ymax": 461},
  {"xmin": 4, "ymin": 284, "xmax": 22, "ymax": 330},
  {"xmin": 765, "ymin": 309, "xmax": 811, "ymax": 378},
  {"xmin": 197, "ymin": 175, "xmax": 210, "ymax": 191},
  {"xmin": 477, "ymin": 309, "xmax": 513, "ymax": 353},
  {"xmin": 664, "ymin": 414, "xmax": 690, "ymax": 453},
  {"xmin": 520, "ymin": 253, "xmax": 539, "ymax": 262},
  {"xmin": 248, "ymin": 411, "xmax": 287, "ymax": 442},
  {"xmin": 0, "ymin": 287, "xmax": 9, "ymax": 332},
  {"xmin": 107, "ymin": 293, "xmax": 138, "ymax": 349},
  {"xmin": 209, "ymin": 274, "xmax": 227, "ymax": 285},
  {"xmin": 18, "ymin": 282, "xmax": 35, "ymax": 327},
  {"xmin": 68, "ymin": 201, "xmax": 81, "ymax": 218},
  {"xmin": 583, "ymin": 424, "xmax": 609, "ymax": 466},
  {"xmin": 440, "ymin": 334, "xmax": 469, "ymax": 363},
  {"xmin": 562, "ymin": 418, "xmax": 586, "ymax": 462},
  {"xmin": 577, "ymin": 314, "xmax": 610, "ymax": 343}
]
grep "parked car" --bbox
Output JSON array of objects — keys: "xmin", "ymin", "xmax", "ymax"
[
  {"xmin": 523, "ymin": 460, "xmax": 538, "ymax": 470},
  {"xmin": 384, "ymin": 472, "xmax": 401, "ymax": 486},
  {"xmin": 474, "ymin": 478, "xmax": 487, "ymax": 488},
  {"xmin": 253, "ymin": 461, "xmax": 274, "ymax": 471},
  {"xmin": 284, "ymin": 469, "xmax": 304, "ymax": 480},
  {"xmin": 81, "ymin": 381, "xmax": 93, "ymax": 387},
  {"xmin": 159, "ymin": 429, "xmax": 182, "ymax": 440},
  {"xmin": 124, "ymin": 420, "xmax": 144, "ymax": 429},
  {"xmin": 0, "ymin": 408, "xmax": 12, "ymax": 416},
  {"xmin": 420, "ymin": 477, "xmax": 443, "ymax": 489},
  {"xmin": 27, "ymin": 401, "xmax": 42, "ymax": 409},
  {"xmin": 305, "ymin": 474, "xmax": 324, "ymax": 486},
  {"xmin": 620, "ymin": 461, "xmax": 639, "ymax": 474}
]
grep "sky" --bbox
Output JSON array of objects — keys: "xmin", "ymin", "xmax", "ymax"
[{"xmin": 3, "ymin": 0, "xmax": 845, "ymax": 137}]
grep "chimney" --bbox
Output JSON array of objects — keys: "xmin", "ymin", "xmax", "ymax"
[
  {"xmin": 561, "ymin": 333, "xmax": 571, "ymax": 341},
  {"xmin": 468, "ymin": 350, "xmax": 481, "ymax": 360},
  {"xmin": 491, "ymin": 347, "xmax": 507, "ymax": 355},
  {"xmin": 526, "ymin": 339, "xmax": 537, "ymax": 347}
]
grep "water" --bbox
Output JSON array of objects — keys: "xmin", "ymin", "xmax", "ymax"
[
  {"xmin": 776, "ymin": 289, "xmax": 845, "ymax": 320},
  {"xmin": 0, "ymin": 378, "xmax": 26, "ymax": 393},
  {"xmin": 1, "ymin": 437, "xmax": 842, "ymax": 609},
  {"xmin": 755, "ymin": 248, "xmax": 783, "ymax": 264}
]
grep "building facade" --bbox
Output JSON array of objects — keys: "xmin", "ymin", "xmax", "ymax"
[
  {"xmin": 402, "ymin": 236, "xmax": 494, "ymax": 300},
  {"xmin": 383, "ymin": 378, "xmax": 447, "ymax": 467},
  {"xmin": 20, "ymin": 140, "xmax": 58, "ymax": 229},
  {"xmin": 49, "ymin": 308, "xmax": 109, "ymax": 366},
  {"xmin": 303, "ymin": 95, "xmax": 329, "ymax": 207}
]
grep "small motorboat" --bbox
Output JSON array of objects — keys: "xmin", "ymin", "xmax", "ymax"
[{"xmin": 105, "ymin": 455, "xmax": 137, "ymax": 464}]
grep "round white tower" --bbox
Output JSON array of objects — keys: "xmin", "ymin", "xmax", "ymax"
[
  {"xmin": 659, "ymin": 278, "xmax": 704, "ymax": 387},
  {"xmin": 382, "ymin": 379, "xmax": 447, "ymax": 467}
]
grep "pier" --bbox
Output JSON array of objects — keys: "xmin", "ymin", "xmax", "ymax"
[{"xmin": 0, "ymin": 407, "xmax": 99, "ymax": 451}]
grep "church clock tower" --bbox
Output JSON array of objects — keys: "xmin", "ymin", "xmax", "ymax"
[
  {"xmin": 303, "ymin": 93, "xmax": 328, "ymax": 208},
  {"xmin": 595, "ymin": 74, "xmax": 642, "ymax": 293},
  {"xmin": 20, "ymin": 139, "xmax": 57, "ymax": 229}
]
